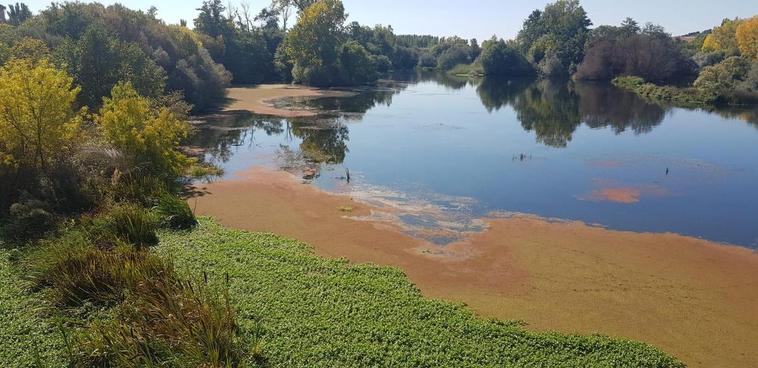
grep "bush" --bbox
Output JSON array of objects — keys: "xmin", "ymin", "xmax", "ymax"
[
  {"xmin": 156, "ymin": 194, "xmax": 197, "ymax": 230},
  {"xmin": 1, "ymin": 200, "xmax": 56, "ymax": 242},
  {"xmin": 694, "ymin": 56, "xmax": 758, "ymax": 104}
]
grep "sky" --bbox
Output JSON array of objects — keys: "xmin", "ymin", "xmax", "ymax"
[{"xmin": 21, "ymin": 0, "xmax": 758, "ymax": 40}]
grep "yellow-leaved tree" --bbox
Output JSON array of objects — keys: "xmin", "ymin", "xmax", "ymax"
[
  {"xmin": 97, "ymin": 82, "xmax": 190, "ymax": 179},
  {"xmin": 0, "ymin": 58, "xmax": 84, "ymax": 171},
  {"xmin": 736, "ymin": 16, "xmax": 758, "ymax": 60},
  {"xmin": 703, "ymin": 18, "xmax": 743, "ymax": 56}
]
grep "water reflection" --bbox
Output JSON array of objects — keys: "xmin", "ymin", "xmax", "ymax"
[
  {"xmin": 190, "ymin": 72, "xmax": 758, "ymax": 247},
  {"xmin": 476, "ymin": 78, "xmax": 667, "ymax": 147}
]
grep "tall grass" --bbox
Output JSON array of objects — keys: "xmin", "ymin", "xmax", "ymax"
[
  {"xmin": 156, "ymin": 194, "xmax": 197, "ymax": 230},
  {"xmin": 22, "ymin": 203, "xmax": 255, "ymax": 367},
  {"xmin": 72, "ymin": 275, "xmax": 252, "ymax": 367}
]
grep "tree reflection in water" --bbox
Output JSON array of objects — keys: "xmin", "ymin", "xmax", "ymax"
[
  {"xmin": 477, "ymin": 77, "xmax": 667, "ymax": 147},
  {"xmin": 191, "ymin": 72, "xmax": 756, "ymax": 173}
]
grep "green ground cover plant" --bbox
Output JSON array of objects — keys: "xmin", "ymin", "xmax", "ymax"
[{"xmin": 156, "ymin": 218, "xmax": 685, "ymax": 368}]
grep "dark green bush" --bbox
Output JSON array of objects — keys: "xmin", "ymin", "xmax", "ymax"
[
  {"xmin": 1, "ymin": 200, "xmax": 56, "ymax": 242},
  {"xmin": 156, "ymin": 194, "xmax": 197, "ymax": 230}
]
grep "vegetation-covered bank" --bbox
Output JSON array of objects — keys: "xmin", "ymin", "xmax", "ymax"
[
  {"xmin": 155, "ymin": 218, "xmax": 684, "ymax": 368},
  {"xmin": 612, "ymin": 76, "xmax": 714, "ymax": 108}
]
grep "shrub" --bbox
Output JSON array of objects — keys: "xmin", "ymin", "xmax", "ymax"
[
  {"xmin": 98, "ymin": 82, "xmax": 191, "ymax": 180},
  {"xmin": 1, "ymin": 200, "xmax": 56, "ymax": 242},
  {"xmin": 694, "ymin": 56, "xmax": 758, "ymax": 104},
  {"xmin": 156, "ymin": 194, "xmax": 197, "ymax": 230}
]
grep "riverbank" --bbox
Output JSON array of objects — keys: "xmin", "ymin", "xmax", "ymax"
[
  {"xmin": 224, "ymin": 84, "xmax": 354, "ymax": 117},
  {"xmin": 190, "ymin": 166, "xmax": 758, "ymax": 368}
]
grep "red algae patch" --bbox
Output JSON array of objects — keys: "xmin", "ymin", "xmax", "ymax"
[
  {"xmin": 585, "ymin": 187, "xmax": 642, "ymax": 203},
  {"xmin": 579, "ymin": 179, "xmax": 670, "ymax": 204},
  {"xmin": 224, "ymin": 84, "xmax": 353, "ymax": 117},
  {"xmin": 191, "ymin": 166, "xmax": 758, "ymax": 368}
]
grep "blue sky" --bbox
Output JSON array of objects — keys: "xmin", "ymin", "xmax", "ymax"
[{"xmin": 22, "ymin": 0, "xmax": 758, "ymax": 40}]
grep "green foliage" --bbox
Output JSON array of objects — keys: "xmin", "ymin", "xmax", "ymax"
[
  {"xmin": 98, "ymin": 82, "xmax": 191, "ymax": 179},
  {"xmin": 25, "ymin": 235, "xmax": 165, "ymax": 307},
  {"xmin": 156, "ymin": 194, "xmax": 197, "ymax": 230},
  {"xmin": 194, "ymin": 0, "xmax": 281, "ymax": 85},
  {"xmin": 156, "ymin": 218, "xmax": 685, "ymax": 368},
  {"xmin": 517, "ymin": 0, "xmax": 592, "ymax": 77},
  {"xmin": 337, "ymin": 40, "xmax": 377, "ymax": 85},
  {"xmin": 56, "ymin": 25, "xmax": 166, "ymax": 108},
  {"xmin": 37, "ymin": 2, "xmax": 230, "ymax": 112},
  {"xmin": 283, "ymin": 0, "xmax": 346, "ymax": 86},
  {"xmin": 18, "ymin": 211, "xmax": 251, "ymax": 366},
  {"xmin": 479, "ymin": 37, "xmax": 534, "ymax": 76},
  {"xmin": 694, "ymin": 56, "xmax": 758, "ymax": 104},
  {"xmin": 6, "ymin": 3, "xmax": 33, "ymax": 26},
  {"xmin": 73, "ymin": 275, "xmax": 253, "ymax": 368},
  {"xmin": 101, "ymin": 203, "xmax": 159, "ymax": 248},
  {"xmin": 0, "ymin": 249, "xmax": 67, "ymax": 367},
  {"xmin": 613, "ymin": 76, "xmax": 715, "ymax": 108}
]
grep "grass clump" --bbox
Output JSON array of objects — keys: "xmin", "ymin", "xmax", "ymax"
[
  {"xmin": 72, "ymin": 273, "xmax": 254, "ymax": 368},
  {"xmin": 97, "ymin": 203, "xmax": 160, "ymax": 248},
  {"xmin": 158, "ymin": 218, "xmax": 685, "ymax": 368},
  {"xmin": 17, "ymin": 205, "xmax": 254, "ymax": 367},
  {"xmin": 156, "ymin": 193, "xmax": 198, "ymax": 230}
]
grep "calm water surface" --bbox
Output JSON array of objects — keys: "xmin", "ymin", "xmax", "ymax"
[{"xmin": 192, "ymin": 73, "xmax": 758, "ymax": 248}]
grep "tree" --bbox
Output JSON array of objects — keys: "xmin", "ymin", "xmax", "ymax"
[
  {"xmin": 479, "ymin": 37, "xmax": 533, "ymax": 76},
  {"xmin": 97, "ymin": 83, "xmax": 190, "ymax": 178},
  {"xmin": 0, "ymin": 59, "xmax": 83, "ymax": 171},
  {"xmin": 736, "ymin": 16, "xmax": 758, "ymax": 60},
  {"xmin": 516, "ymin": 0, "xmax": 591, "ymax": 77},
  {"xmin": 703, "ymin": 18, "xmax": 743, "ymax": 56},
  {"xmin": 58, "ymin": 26, "xmax": 166, "ymax": 108},
  {"xmin": 576, "ymin": 21, "xmax": 695, "ymax": 81},
  {"xmin": 7, "ymin": 3, "xmax": 32, "ymax": 26},
  {"xmin": 337, "ymin": 40, "xmax": 377, "ymax": 85},
  {"xmin": 282, "ymin": 0, "xmax": 346, "ymax": 86},
  {"xmin": 38, "ymin": 2, "xmax": 230, "ymax": 112},
  {"xmin": 194, "ymin": 0, "xmax": 233, "ymax": 39}
]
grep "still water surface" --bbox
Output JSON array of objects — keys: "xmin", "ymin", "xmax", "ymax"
[{"xmin": 192, "ymin": 73, "xmax": 758, "ymax": 248}]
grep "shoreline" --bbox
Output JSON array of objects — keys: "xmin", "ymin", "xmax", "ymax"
[{"xmin": 190, "ymin": 165, "xmax": 758, "ymax": 368}]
